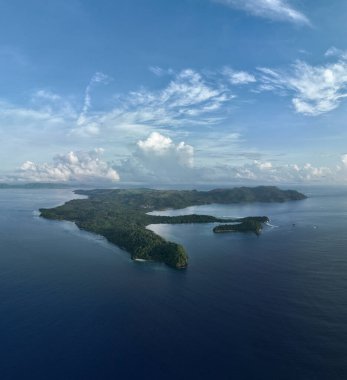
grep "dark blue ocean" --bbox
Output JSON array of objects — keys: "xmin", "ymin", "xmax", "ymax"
[{"xmin": 0, "ymin": 187, "xmax": 346, "ymax": 379}]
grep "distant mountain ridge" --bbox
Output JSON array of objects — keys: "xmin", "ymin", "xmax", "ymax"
[
  {"xmin": 75, "ymin": 186, "xmax": 307, "ymax": 210},
  {"xmin": 0, "ymin": 183, "xmax": 74, "ymax": 189}
]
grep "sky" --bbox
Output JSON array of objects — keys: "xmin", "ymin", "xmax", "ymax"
[{"xmin": 1, "ymin": 0, "xmax": 347, "ymax": 185}]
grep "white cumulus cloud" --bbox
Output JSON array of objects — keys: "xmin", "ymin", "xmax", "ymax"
[
  {"xmin": 18, "ymin": 148, "xmax": 119, "ymax": 183},
  {"xmin": 137, "ymin": 132, "xmax": 194, "ymax": 167},
  {"xmin": 115, "ymin": 132, "xmax": 343, "ymax": 185},
  {"xmin": 118, "ymin": 132, "xmax": 194, "ymax": 182}
]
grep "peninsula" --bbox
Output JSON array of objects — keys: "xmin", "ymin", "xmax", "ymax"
[{"xmin": 40, "ymin": 186, "xmax": 306, "ymax": 268}]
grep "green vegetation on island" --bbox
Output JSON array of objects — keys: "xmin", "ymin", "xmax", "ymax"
[
  {"xmin": 39, "ymin": 186, "xmax": 306, "ymax": 268},
  {"xmin": 213, "ymin": 216, "xmax": 269, "ymax": 235}
]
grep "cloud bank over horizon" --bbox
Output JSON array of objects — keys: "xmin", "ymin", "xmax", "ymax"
[
  {"xmin": 16, "ymin": 149, "xmax": 119, "ymax": 184},
  {"xmin": 9, "ymin": 130, "xmax": 347, "ymax": 186}
]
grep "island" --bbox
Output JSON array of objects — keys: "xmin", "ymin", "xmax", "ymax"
[
  {"xmin": 0, "ymin": 182, "xmax": 74, "ymax": 189},
  {"xmin": 39, "ymin": 186, "xmax": 306, "ymax": 269},
  {"xmin": 213, "ymin": 216, "xmax": 270, "ymax": 236}
]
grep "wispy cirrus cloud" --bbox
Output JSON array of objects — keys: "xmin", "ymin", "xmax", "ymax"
[
  {"xmin": 0, "ymin": 98, "xmax": 75, "ymax": 145},
  {"xmin": 149, "ymin": 66, "xmax": 174, "ymax": 76},
  {"xmin": 0, "ymin": 45, "xmax": 30, "ymax": 67},
  {"xmin": 73, "ymin": 68, "xmax": 234, "ymax": 136},
  {"xmin": 76, "ymin": 72, "xmax": 112, "ymax": 135},
  {"xmin": 214, "ymin": 0, "xmax": 310, "ymax": 25},
  {"xmin": 0, "ymin": 68, "xmax": 235, "ymax": 168},
  {"xmin": 324, "ymin": 46, "xmax": 345, "ymax": 58},
  {"xmin": 0, "ymin": 92, "xmax": 79, "ymax": 170},
  {"xmin": 257, "ymin": 57, "xmax": 347, "ymax": 116},
  {"xmin": 222, "ymin": 67, "xmax": 256, "ymax": 85},
  {"xmin": 6, "ymin": 63, "xmax": 347, "ymax": 185}
]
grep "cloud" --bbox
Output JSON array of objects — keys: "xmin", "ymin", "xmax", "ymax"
[
  {"xmin": 0, "ymin": 95, "xmax": 80, "ymax": 170},
  {"xmin": 0, "ymin": 67, "xmax": 236, "ymax": 173},
  {"xmin": 30, "ymin": 89, "xmax": 77, "ymax": 118},
  {"xmin": 138, "ymin": 131, "xmax": 179, "ymax": 155},
  {"xmin": 149, "ymin": 66, "xmax": 174, "ymax": 76},
  {"xmin": 0, "ymin": 99, "xmax": 75, "ymax": 144},
  {"xmin": 215, "ymin": 0, "xmax": 310, "ymax": 25},
  {"xmin": 129, "ymin": 69, "xmax": 229, "ymax": 111},
  {"xmin": 34, "ymin": 90, "xmax": 61, "ymax": 102},
  {"xmin": 206, "ymin": 160, "xmax": 334, "ymax": 183},
  {"xmin": 222, "ymin": 67, "xmax": 256, "ymax": 85},
  {"xmin": 137, "ymin": 132, "xmax": 194, "ymax": 167},
  {"xmin": 7, "ymin": 126, "xmax": 347, "ymax": 185},
  {"xmin": 77, "ymin": 72, "xmax": 111, "ymax": 133},
  {"xmin": 73, "ymin": 68, "xmax": 233, "ymax": 137},
  {"xmin": 254, "ymin": 160, "xmax": 272, "ymax": 170},
  {"xmin": 0, "ymin": 45, "xmax": 30, "ymax": 67},
  {"xmin": 18, "ymin": 148, "xmax": 119, "ymax": 183},
  {"xmin": 324, "ymin": 47, "xmax": 347, "ymax": 60},
  {"xmin": 258, "ymin": 57, "xmax": 347, "ymax": 115},
  {"xmin": 118, "ymin": 132, "xmax": 194, "ymax": 182},
  {"xmin": 113, "ymin": 131, "xmax": 345, "ymax": 185}
]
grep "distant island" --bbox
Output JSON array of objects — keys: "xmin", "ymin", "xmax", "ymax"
[
  {"xmin": 0, "ymin": 182, "xmax": 74, "ymax": 189},
  {"xmin": 40, "ymin": 186, "xmax": 306, "ymax": 269},
  {"xmin": 213, "ymin": 216, "xmax": 269, "ymax": 235}
]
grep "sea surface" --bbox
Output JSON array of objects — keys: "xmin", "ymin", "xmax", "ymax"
[{"xmin": 0, "ymin": 187, "xmax": 346, "ymax": 379}]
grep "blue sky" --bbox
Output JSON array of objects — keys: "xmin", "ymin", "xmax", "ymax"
[{"xmin": 1, "ymin": 0, "xmax": 347, "ymax": 184}]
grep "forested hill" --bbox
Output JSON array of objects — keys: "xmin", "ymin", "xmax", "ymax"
[
  {"xmin": 75, "ymin": 186, "xmax": 306, "ymax": 211},
  {"xmin": 40, "ymin": 186, "xmax": 306, "ymax": 269}
]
